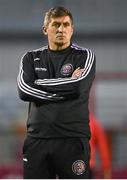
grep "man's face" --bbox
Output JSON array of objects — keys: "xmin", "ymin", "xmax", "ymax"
[{"xmin": 44, "ymin": 16, "xmax": 74, "ymax": 49}]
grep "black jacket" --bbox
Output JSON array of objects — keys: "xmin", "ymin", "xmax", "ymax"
[{"xmin": 17, "ymin": 44, "xmax": 96, "ymax": 138}]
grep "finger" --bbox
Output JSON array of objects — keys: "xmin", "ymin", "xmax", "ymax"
[{"xmin": 75, "ymin": 67, "xmax": 80, "ymax": 71}]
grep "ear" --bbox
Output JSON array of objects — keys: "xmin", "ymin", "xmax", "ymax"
[{"xmin": 42, "ymin": 26, "xmax": 47, "ymax": 35}]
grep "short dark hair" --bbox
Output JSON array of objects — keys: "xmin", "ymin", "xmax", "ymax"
[{"xmin": 43, "ymin": 7, "xmax": 73, "ymax": 27}]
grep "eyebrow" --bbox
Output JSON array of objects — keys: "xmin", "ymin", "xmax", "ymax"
[{"xmin": 52, "ymin": 20, "xmax": 70, "ymax": 23}]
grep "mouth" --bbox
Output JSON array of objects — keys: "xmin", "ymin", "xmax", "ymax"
[
  {"xmin": 56, "ymin": 35, "xmax": 64, "ymax": 38},
  {"xmin": 56, "ymin": 34, "xmax": 65, "ymax": 39},
  {"xmin": 56, "ymin": 36, "xmax": 66, "ymax": 41}
]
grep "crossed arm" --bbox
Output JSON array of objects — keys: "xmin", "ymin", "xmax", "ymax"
[{"xmin": 17, "ymin": 50, "xmax": 95, "ymax": 103}]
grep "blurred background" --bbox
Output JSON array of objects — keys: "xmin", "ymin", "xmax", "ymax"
[{"xmin": 0, "ymin": 0, "xmax": 127, "ymax": 178}]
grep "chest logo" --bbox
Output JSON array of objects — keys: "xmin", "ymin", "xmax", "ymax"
[
  {"xmin": 35, "ymin": 67, "xmax": 47, "ymax": 71},
  {"xmin": 61, "ymin": 63, "xmax": 73, "ymax": 76}
]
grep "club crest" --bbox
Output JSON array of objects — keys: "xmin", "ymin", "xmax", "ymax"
[
  {"xmin": 72, "ymin": 160, "xmax": 86, "ymax": 175},
  {"xmin": 61, "ymin": 63, "xmax": 73, "ymax": 76}
]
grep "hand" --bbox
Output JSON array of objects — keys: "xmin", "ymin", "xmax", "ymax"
[{"xmin": 72, "ymin": 67, "xmax": 84, "ymax": 79}]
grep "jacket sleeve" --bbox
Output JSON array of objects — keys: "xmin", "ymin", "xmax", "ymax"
[
  {"xmin": 17, "ymin": 52, "xmax": 64, "ymax": 103},
  {"xmin": 35, "ymin": 48, "xmax": 96, "ymax": 97}
]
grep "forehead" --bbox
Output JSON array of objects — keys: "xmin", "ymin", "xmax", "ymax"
[{"xmin": 50, "ymin": 16, "xmax": 72, "ymax": 24}]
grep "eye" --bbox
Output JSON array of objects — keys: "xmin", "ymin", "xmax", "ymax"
[
  {"xmin": 63, "ymin": 22, "xmax": 70, "ymax": 27},
  {"xmin": 52, "ymin": 22, "xmax": 60, "ymax": 28}
]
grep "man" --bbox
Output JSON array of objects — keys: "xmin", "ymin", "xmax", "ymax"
[
  {"xmin": 17, "ymin": 7, "xmax": 96, "ymax": 179},
  {"xmin": 89, "ymin": 113, "xmax": 111, "ymax": 178}
]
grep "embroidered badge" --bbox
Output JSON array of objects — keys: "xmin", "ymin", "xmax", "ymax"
[
  {"xmin": 72, "ymin": 160, "xmax": 86, "ymax": 175},
  {"xmin": 61, "ymin": 63, "xmax": 73, "ymax": 76}
]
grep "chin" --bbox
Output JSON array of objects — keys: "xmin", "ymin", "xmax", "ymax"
[{"xmin": 55, "ymin": 42, "xmax": 65, "ymax": 46}]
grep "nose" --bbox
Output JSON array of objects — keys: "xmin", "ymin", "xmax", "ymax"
[{"xmin": 58, "ymin": 24, "xmax": 64, "ymax": 32}]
